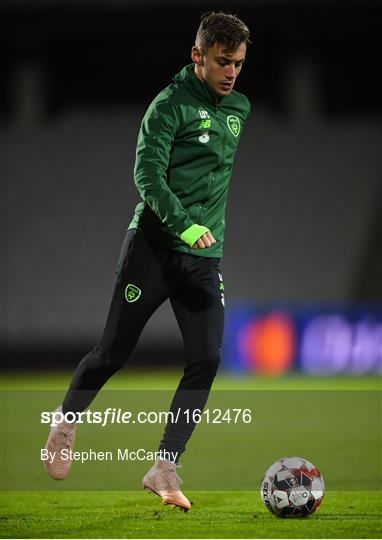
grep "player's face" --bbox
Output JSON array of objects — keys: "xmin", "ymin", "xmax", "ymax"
[{"xmin": 192, "ymin": 41, "xmax": 247, "ymax": 97}]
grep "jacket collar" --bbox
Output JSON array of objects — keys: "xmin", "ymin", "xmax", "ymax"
[{"xmin": 173, "ymin": 63, "xmax": 225, "ymax": 106}]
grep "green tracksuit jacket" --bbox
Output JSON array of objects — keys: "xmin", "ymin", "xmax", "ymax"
[{"xmin": 128, "ymin": 63, "xmax": 251, "ymax": 258}]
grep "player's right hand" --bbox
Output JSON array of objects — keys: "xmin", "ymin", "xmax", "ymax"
[{"xmin": 192, "ymin": 231, "xmax": 217, "ymax": 249}]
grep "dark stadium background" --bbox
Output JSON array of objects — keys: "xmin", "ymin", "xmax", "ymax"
[{"xmin": 1, "ymin": 0, "xmax": 381, "ymax": 372}]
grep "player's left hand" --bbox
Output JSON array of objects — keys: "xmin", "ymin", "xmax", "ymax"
[{"xmin": 192, "ymin": 231, "xmax": 217, "ymax": 249}]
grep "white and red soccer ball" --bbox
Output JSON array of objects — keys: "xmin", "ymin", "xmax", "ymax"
[{"xmin": 260, "ymin": 456, "xmax": 325, "ymax": 518}]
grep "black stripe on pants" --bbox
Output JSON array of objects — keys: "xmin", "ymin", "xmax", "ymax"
[{"xmin": 62, "ymin": 227, "xmax": 225, "ymax": 461}]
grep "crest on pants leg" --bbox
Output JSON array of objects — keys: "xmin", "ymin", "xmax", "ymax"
[{"xmin": 125, "ymin": 283, "xmax": 142, "ymax": 303}]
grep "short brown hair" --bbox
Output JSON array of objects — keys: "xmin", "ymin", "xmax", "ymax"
[{"xmin": 195, "ymin": 11, "xmax": 251, "ymax": 53}]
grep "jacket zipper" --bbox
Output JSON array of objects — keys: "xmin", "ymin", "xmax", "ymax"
[
  {"xmin": 197, "ymin": 202, "xmax": 203, "ymax": 223},
  {"xmin": 207, "ymin": 171, "xmax": 215, "ymax": 199},
  {"xmin": 198, "ymin": 101, "xmax": 223, "ymax": 225},
  {"xmin": 214, "ymin": 99, "xmax": 227, "ymax": 167}
]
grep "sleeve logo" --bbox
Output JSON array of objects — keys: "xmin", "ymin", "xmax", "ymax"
[{"xmin": 227, "ymin": 115, "xmax": 241, "ymax": 137}]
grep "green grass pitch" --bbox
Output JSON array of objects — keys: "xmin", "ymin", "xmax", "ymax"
[{"xmin": 1, "ymin": 371, "xmax": 381, "ymax": 538}]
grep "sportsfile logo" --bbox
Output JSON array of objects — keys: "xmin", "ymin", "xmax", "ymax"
[
  {"xmin": 41, "ymin": 407, "xmax": 253, "ymax": 427},
  {"xmin": 40, "ymin": 408, "xmax": 179, "ymax": 428}
]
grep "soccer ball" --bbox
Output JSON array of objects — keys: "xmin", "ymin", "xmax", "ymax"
[{"xmin": 260, "ymin": 456, "xmax": 325, "ymax": 518}]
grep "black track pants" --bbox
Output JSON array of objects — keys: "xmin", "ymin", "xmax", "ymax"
[{"xmin": 62, "ymin": 228, "xmax": 225, "ymax": 460}]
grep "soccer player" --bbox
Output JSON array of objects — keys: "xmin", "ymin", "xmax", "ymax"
[{"xmin": 43, "ymin": 11, "xmax": 251, "ymax": 511}]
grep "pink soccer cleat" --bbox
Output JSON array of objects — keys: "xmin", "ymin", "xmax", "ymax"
[
  {"xmin": 142, "ymin": 459, "xmax": 191, "ymax": 511},
  {"xmin": 42, "ymin": 406, "xmax": 77, "ymax": 480}
]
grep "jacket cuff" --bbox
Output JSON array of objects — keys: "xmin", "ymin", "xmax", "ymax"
[{"xmin": 180, "ymin": 224, "xmax": 209, "ymax": 247}]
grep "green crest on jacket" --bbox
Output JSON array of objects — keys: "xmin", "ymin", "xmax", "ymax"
[{"xmin": 227, "ymin": 115, "xmax": 241, "ymax": 137}]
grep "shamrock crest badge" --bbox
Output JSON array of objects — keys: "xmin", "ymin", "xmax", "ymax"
[{"xmin": 227, "ymin": 115, "xmax": 241, "ymax": 137}]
